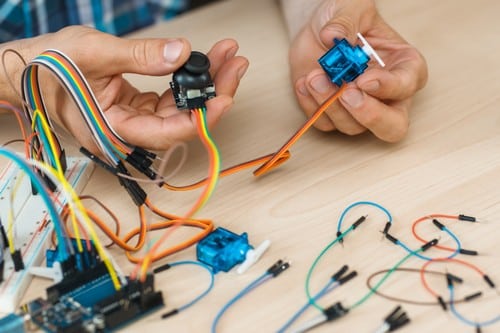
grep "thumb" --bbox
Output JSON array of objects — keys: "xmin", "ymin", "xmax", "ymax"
[
  {"xmin": 101, "ymin": 37, "xmax": 192, "ymax": 76},
  {"xmin": 316, "ymin": 1, "xmax": 376, "ymax": 48}
]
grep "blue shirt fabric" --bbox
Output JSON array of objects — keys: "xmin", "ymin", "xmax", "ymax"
[{"xmin": 0, "ymin": 0, "xmax": 189, "ymax": 43}]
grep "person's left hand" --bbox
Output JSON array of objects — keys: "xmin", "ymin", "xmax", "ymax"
[{"xmin": 33, "ymin": 26, "xmax": 248, "ymax": 152}]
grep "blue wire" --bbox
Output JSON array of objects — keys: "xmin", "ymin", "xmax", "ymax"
[
  {"xmin": 337, "ymin": 202, "xmax": 465, "ymax": 263},
  {"xmin": 449, "ymin": 284, "xmax": 500, "ymax": 328},
  {"xmin": 42, "ymin": 56, "xmax": 120, "ymax": 156},
  {"xmin": 168, "ymin": 261, "xmax": 215, "ymax": 312},
  {"xmin": 24, "ymin": 67, "xmax": 59, "ymax": 169},
  {"xmin": 277, "ymin": 280, "xmax": 340, "ymax": 333},
  {"xmin": 336, "ymin": 201, "xmax": 392, "ymax": 232},
  {"xmin": 211, "ymin": 272, "xmax": 272, "ymax": 333},
  {"xmin": 396, "ymin": 226, "xmax": 462, "ymax": 261},
  {"xmin": 0, "ymin": 148, "xmax": 69, "ymax": 260},
  {"xmin": 30, "ymin": 56, "xmax": 122, "ymax": 162}
]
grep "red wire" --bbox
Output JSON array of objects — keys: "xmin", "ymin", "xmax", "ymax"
[{"xmin": 411, "ymin": 214, "xmax": 459, "ymax": 252}]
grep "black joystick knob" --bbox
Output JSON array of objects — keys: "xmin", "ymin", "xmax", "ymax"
[
  {"xmin": 170, "ymin": 51, "xmax": 216, "ymax": 109},
  {"xmin": 184, "ymin": 51, "xmax": 210, "ymax": 74}
]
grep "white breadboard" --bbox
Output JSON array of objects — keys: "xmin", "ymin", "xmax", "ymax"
[{"xmin": 0, "ymin": 157, "xmax": 94, "ymax": 314}]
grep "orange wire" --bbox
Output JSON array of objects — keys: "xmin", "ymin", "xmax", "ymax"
[
  {"xmin": 125, "ymin": 218, "xmax": 213, "ymax": 265},
  {"xmin": 163, "ymin": 85, "xmax": 344, "ymax": 190},
  {"xmin": 420, "ymin": 258, "xmax": 487, "ymax": 298},
  {"xmin": 412, "ymin": 214, "xmax": 459, "ymax": 252},
  {"xmin": 78, "ymin": 195, "xmax": 121, "ymax": 248},
  {"xmin": 253, "ymin": 84, "xmax": 347, "ymax": 177},
  {"xmin": 84, "ymin": 206, "xmax": 147, "ymax": 252},
  {"xmin": 134, "ymin": 109, "xmax": 217, "ymax": 280},
  {"xmin": 44, "ymin": 52, "xmax": 131, "ymax": 154},
  {"xmin": 162, "ymin": 151, "xmax": 291, "ymax": 191},
  {"xmin": 29, "ymin": 67, "xmax": 63, "ymax": 157},
  {"xmin": 59, "ymin": 203, "xmax": 91, "ymax": 251},
  {"xmin": 128, "ymin": 199, "xmax": 213, "ymax": 280},
  {"xmin": 76, "ymin": 199, "xmax": 212, "ymax": 269}
]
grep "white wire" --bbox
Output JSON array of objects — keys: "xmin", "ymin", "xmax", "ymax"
[
  {"xmin": 22, "ymin": 57, "xmax": 119, "ymax": 165},
  {"xmin": 23, "ymin": 158, "xmax": 126, "ymax": 282},
  {"xmin": 288, "ymin": 313, "xmax": 327, "ymax": 333}
]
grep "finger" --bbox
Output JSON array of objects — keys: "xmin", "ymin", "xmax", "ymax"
[
  {"xmin": 357, "ymin": 54, "xmax": 428, "ymax": 101},
  {"xmin": 202, "ymin": 95, "xmax": 234, "ymax": 130},
  {"xmin": 154, "ymin": 55, "xmax": 247, "ymax": 117},
  {"xmin": 340, "ymin": 86, "xmax": 410, "ymax": 142},
  {"xmin": 129, "ymin": 92, "xmax": 160, "ymax": 113},
  {"xmin": 108, "ymin": 95, "xmax": 233, "ymax": 150},
  {"xmin": 212, "ymin": 56, "xmax": 249, "ymax": 97},
  {"xmin": 306, "ymin": 70, "xmax": 366, "ymax": 135},
  {"xmin": 92, "ymin": 35, "xmax": 192, "ymax": 76},
  {"xmin": 206, "ymin": 39, "xmax": 240, "ymax": 76},
  {"xmin": 315, "ymin": 0, "xmax": 377, "ymax": 47},
  {"xmin": 294, "ymin": 76, "xmax": 336, "ymax": 131}
]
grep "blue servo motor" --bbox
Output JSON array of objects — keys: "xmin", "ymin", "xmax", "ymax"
[
  {"xmin": 319, "ymin": 33, "xmax": 385, "ymax": 86},
  {"xmin": 196, "ymin": 227, "xmax": 253, "ymax": 273}
]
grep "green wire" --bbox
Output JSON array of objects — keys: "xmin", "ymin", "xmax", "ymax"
[
  {"xmin": 349, "ymin": 248, "xmax": 423, "ymax": 310},
  {"xmin": 305, "ymin": 225, "xmax": 355, "ymax": 311}
]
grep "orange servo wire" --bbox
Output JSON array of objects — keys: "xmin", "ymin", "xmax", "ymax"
[
  {"xmin": 253, "ymin": 84, "xmax": 347, "ymax": 177},
  {"xmin": 58, "ymin": 198, "xmax": 212, "ymax": 265},
  {"xmin": 412, "ymin": 214, "xmax": 459, "ymax": 252},
  {"xmin": 162, "ymin": 151, "xmax": 291, "ymax": 191},
  {"xmin": 160, "ymin": 85, "xmax": 344, "ymax": 191}
]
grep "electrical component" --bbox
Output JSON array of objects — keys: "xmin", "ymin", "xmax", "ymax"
[
  {"xmin": 319, "ymin": 33, "xmax": 385, "ymax": 86},
  {"xmin": 277, "ymin": 265, "xmax": 357, "ymax": 333},
  {"xmin": 20, "ymin": 266, "xmax": 163, "ymax": 332},
  {"xmin": 45, "ymin": 238, "xmax": 99, "ymax": 272},
  {"xmin": 153, "ymin": 260, "xmax": 215, "ymax": 320},
  {"xmin": 0, "ymin": 157, "xmax": 94, "ymax": 313},
  {"xmin": 458, "ymin": 214, "xmax": 477, "ymax": 222},
  {"xmin": 0, "ymin": 313, "xmax": 26, "ymax": 333},
  {"xmin": 289, "ymin": 302, "xmax": 349, "ymax": 333},
  {"xmin": 11, "ymin": 249, "xmax": 24, "ymax": 271},
  {"xmin": 323, "ymin": 302, "xmax": 349, "ymax": 321},
  {"xmin": 373, "ymin": 305, "xmax": 410, "ymax": 333},
  {"xmin": 170, "ymin": 51, "xmax": 216, "ymax": 109},
  {"xmin": 211, "ymin": 259, "xmax": 290, "ymax": 333},
  {"xmin": 237, "ymin": 239, "xmax": 271, "ymax": 274},
  {"xmin": 196, "ymin": 227, "xmax": 253, "ymax": 273}
]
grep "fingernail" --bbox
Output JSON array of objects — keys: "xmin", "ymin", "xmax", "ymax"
[
  {"xmin": 163, "ymin": 39, "xmax": 184, "ymax": 63},
  {"xmin": 237, "ymin": 63, "xmax": 249, "ymax": 80},
  {"xmin": 360, "ymin": 80, "xmax": 380, "ymax": 93},
  {"xmin": 226, "ymin": 46, "xmax": 238, "ymax": 60},
  {"xmin": 310, "ymin": 74, "xmax": 332, "ymax": 94},
  {"xmin": 341, "ymin": 88, "xmax": 364, "ymax": 108}
]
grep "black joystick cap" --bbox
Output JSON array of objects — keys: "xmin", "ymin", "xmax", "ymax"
[{"xmin": 184, "ymin": 51, "xmax": 210, "ymax": 74}]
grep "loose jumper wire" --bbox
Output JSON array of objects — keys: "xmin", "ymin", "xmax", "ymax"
[
  {"xmin": 211, "ymin": 260, "xmax": 290, "ymax": 333},
  {"xmin": 153, "ymin": 260, "xmax": 215, "ymax": 318}
]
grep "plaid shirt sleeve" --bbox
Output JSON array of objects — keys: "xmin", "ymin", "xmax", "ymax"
[{"xmin": 0, "ymin": 0, "xmax": 189, "ymax": 43}]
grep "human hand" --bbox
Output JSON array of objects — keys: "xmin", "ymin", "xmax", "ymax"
[
  {"xmin": 288, "ymin": 0, "xmax": 427, "ymax": 142},
  {"xmin": 24, "ymin": 26, "xmax": 249, "ymax": 151}
]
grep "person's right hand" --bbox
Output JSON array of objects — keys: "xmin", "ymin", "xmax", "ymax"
[
  {"xmin": 2, "ymin": 26, "xmax": 249, "ymax": 152},
  {"xmin": 288, "ymin": 0, "xmax": 428, "ymax": 142}
]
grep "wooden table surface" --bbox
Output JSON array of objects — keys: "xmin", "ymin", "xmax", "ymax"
[{"xmin": 2, "ymin": 0, "xmax": 500, "ymax": 332}]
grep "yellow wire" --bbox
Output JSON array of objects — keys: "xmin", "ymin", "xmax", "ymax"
[
  {"xmin": 31, "ymin": 110, "xmax": 84, "ymax": 254},
  {"xmin": 34, "ymin": 159, "xmax": 122, "ymax": 290}
]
